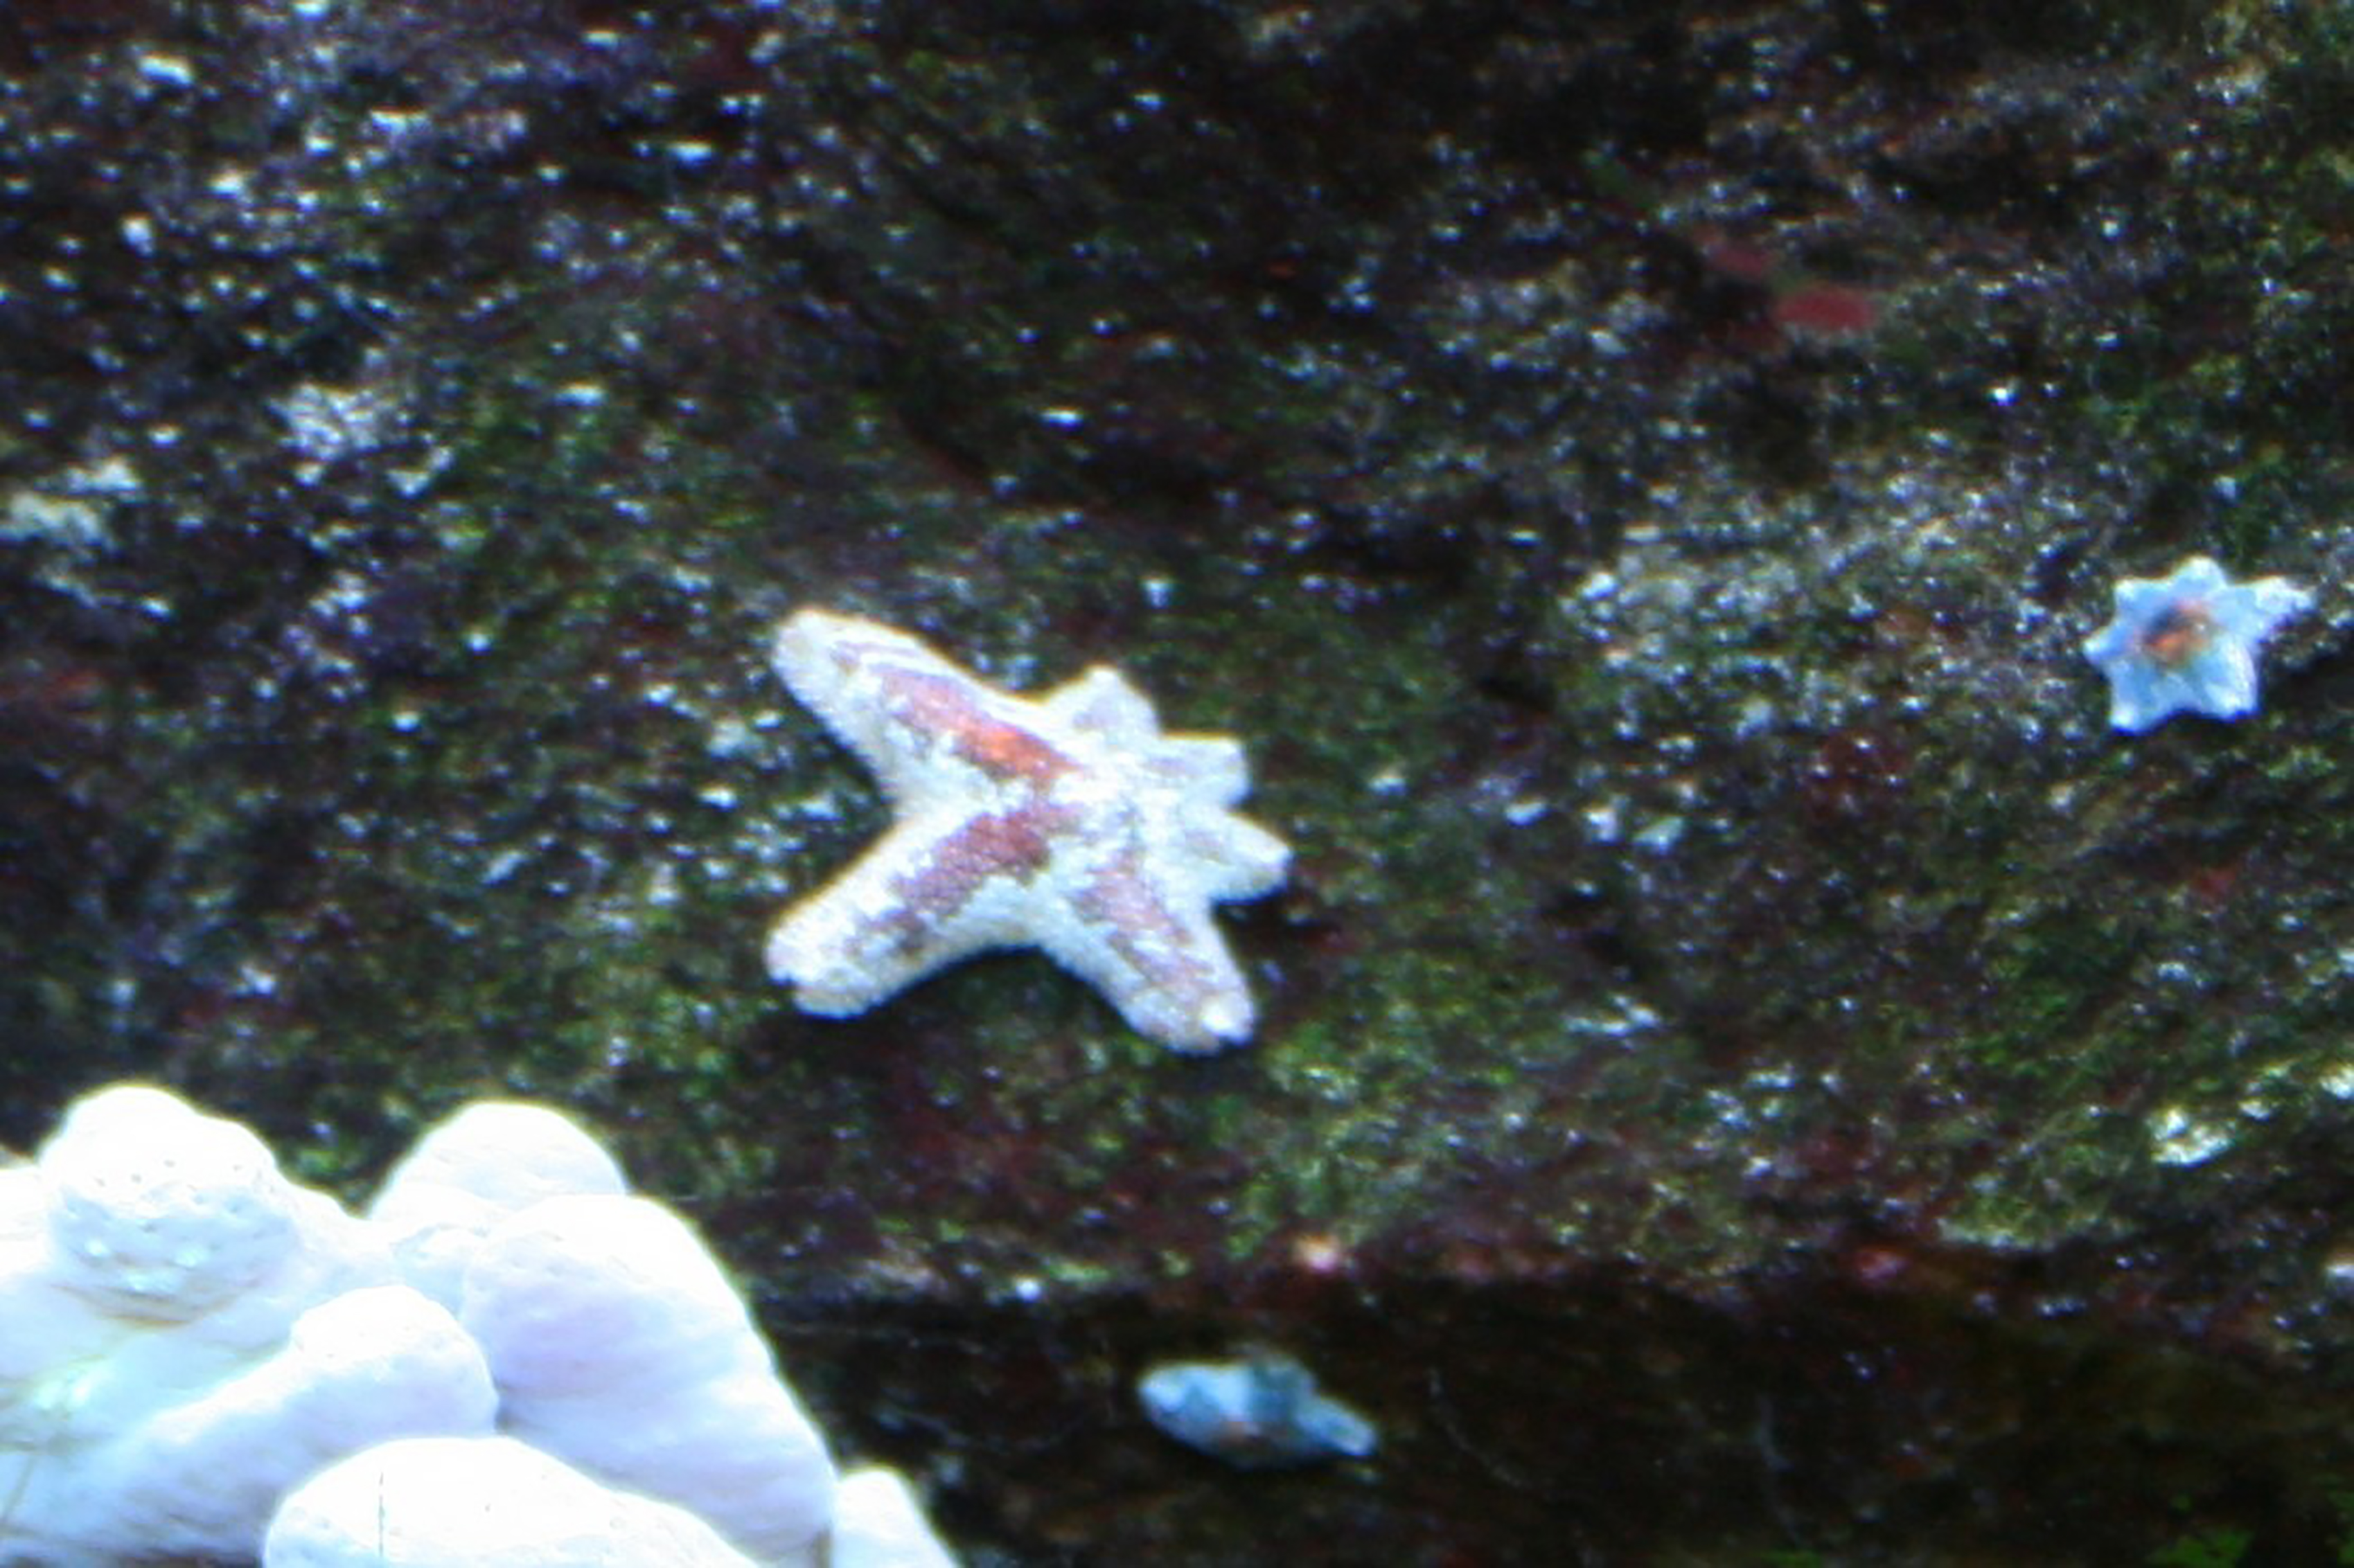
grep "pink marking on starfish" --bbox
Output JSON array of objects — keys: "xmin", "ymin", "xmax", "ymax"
[
  {"xmin": 876, "ymin": 669, "xmax": 1076, "ymax": 786},
  {"xmin": 872, "ymin": 802, "xmax": 1077, "ymax": 950},
  {"xmin": 1069, "ymin": 845, "xmax": 1244, "ymax": 1047},
  {"xmin": 2133, "ymin": 599, "xmax": 2213, "ymax": 670}
]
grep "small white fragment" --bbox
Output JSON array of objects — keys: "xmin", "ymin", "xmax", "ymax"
[{"xmin": 2148, "ymin": 1104, "xmax": 2233, "ymax": 1168}]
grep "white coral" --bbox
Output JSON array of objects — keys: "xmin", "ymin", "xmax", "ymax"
[
  {"xmin": 460, "ymin": 1194, "xmax": 836, "ymax": 1560},
  {"xmin": 830, "ymin": 1466, "xmax": 963, "ymax": 1568},
  {"xmin": 366, "ymin": 1100, "xmax": 627, "ymax": 1313},
  {"xmin": 0, "ymin": 1086, "xmax": 478, "ymax": 1562},
  {"xmin": 263, "ymin": 1434, "xmax": 758, "ymax": 1567},
  {"xmin": 0, "ymin": 1083, "xmax": 958, "ymax": 1567}
]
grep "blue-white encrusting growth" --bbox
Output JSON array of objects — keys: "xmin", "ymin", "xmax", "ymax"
[
  {"xmin": 2082, "ymin": 555, "xmax": 2313, "ymax": 733},
  {"xmin": 1137, "ymin": 1351, "xmax": 1378, "ymax": 1469}
]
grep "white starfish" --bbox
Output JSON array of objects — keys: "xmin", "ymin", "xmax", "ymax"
[{"xmin": 766, "ymin": 608, "xmax": 1291, "ymax": 1051}]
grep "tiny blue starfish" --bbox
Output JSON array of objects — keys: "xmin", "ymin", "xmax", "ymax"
[{"xmin": 2082, "ymin": 555, "xmax": 2313, "ymax": 733}]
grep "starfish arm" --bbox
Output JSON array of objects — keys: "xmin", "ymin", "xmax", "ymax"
[
  {"xmin": 1044, "ymin": 666, "xmax": 1161, "ymax": 746},
  {"xmin": 2103, "ymin": 661, "xmax": 2182, "ymax": 732},
  {"xmin": 777, "ymin": 609, "xmax": 1074, "ymax": 801},
  {"xmin": 1174, "ymin": 813, "xmax": 1292, "ymax": 902},
  {"xmin": 2167, "ymin": 556, "xmax": 2229, "ymax": 598},
  {"xmin": 1052, "ymin": 855, "xmax": 1259, "ymax": 1051},
  {"xmin": 772, "ymin": 610, "xmax": 953, "ymax": 799},
  {"xmin": 2114, "ymin": 576, "xmax": 2172, "ymax": 623},
  {"xmin": 766, "ymin": 809, "xmax": 1051, "ymax": 1014},
  {"xmin": 2216, "ymin": 576, "xmax": 2314, "ymax": 641},
  {"xmin": 2110, "ymin": 695, "xmax": 2161, "ymax": 733},
  {"xmin": 1152, "ymin": 733, "xmax": 1255, "ymax": 806},
  {"xmin": 2184, "ymin": 643, "xmax": 2259, "ymax": 719},
  {"xmin": 2105, "ymin": 688, "xmax": 2150, "ymax": 732}
]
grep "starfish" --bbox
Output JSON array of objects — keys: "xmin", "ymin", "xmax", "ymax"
[
  {"xmin": 2082, "ymin": 555, "xmax": 2313, "ymax": 733},
  {"xmin": 765, "ymin": 607, "xmax": 1290, "ymax": 1051}
]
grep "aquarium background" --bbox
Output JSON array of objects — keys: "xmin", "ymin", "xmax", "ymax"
[{"xmin": 4, "ymin": 1, "xmax": 2352, "ymax": 1560}]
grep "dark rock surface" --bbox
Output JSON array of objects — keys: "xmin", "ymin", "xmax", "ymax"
[{"xmin": 4, "ymin": 1, "xmax": 2352, "ymax": 1559}]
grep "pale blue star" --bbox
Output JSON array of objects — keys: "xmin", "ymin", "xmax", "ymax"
[{"xmin": 2082, "ymin": 555, "xmax": 2313, "ymax": 733}]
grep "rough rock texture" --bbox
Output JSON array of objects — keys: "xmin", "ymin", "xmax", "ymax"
[{"xmin": 4, "ymin": 1, "xmax": 2353, "ymax": 1559}]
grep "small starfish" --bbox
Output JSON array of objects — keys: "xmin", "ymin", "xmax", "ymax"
[
  {"xmin": 2082, "ymin": 555, "xmax": 2313, "ymax": 733},
  {"xmin": 766, "ymin": 607, "xmax": 1290, "ymax": 1051}
]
